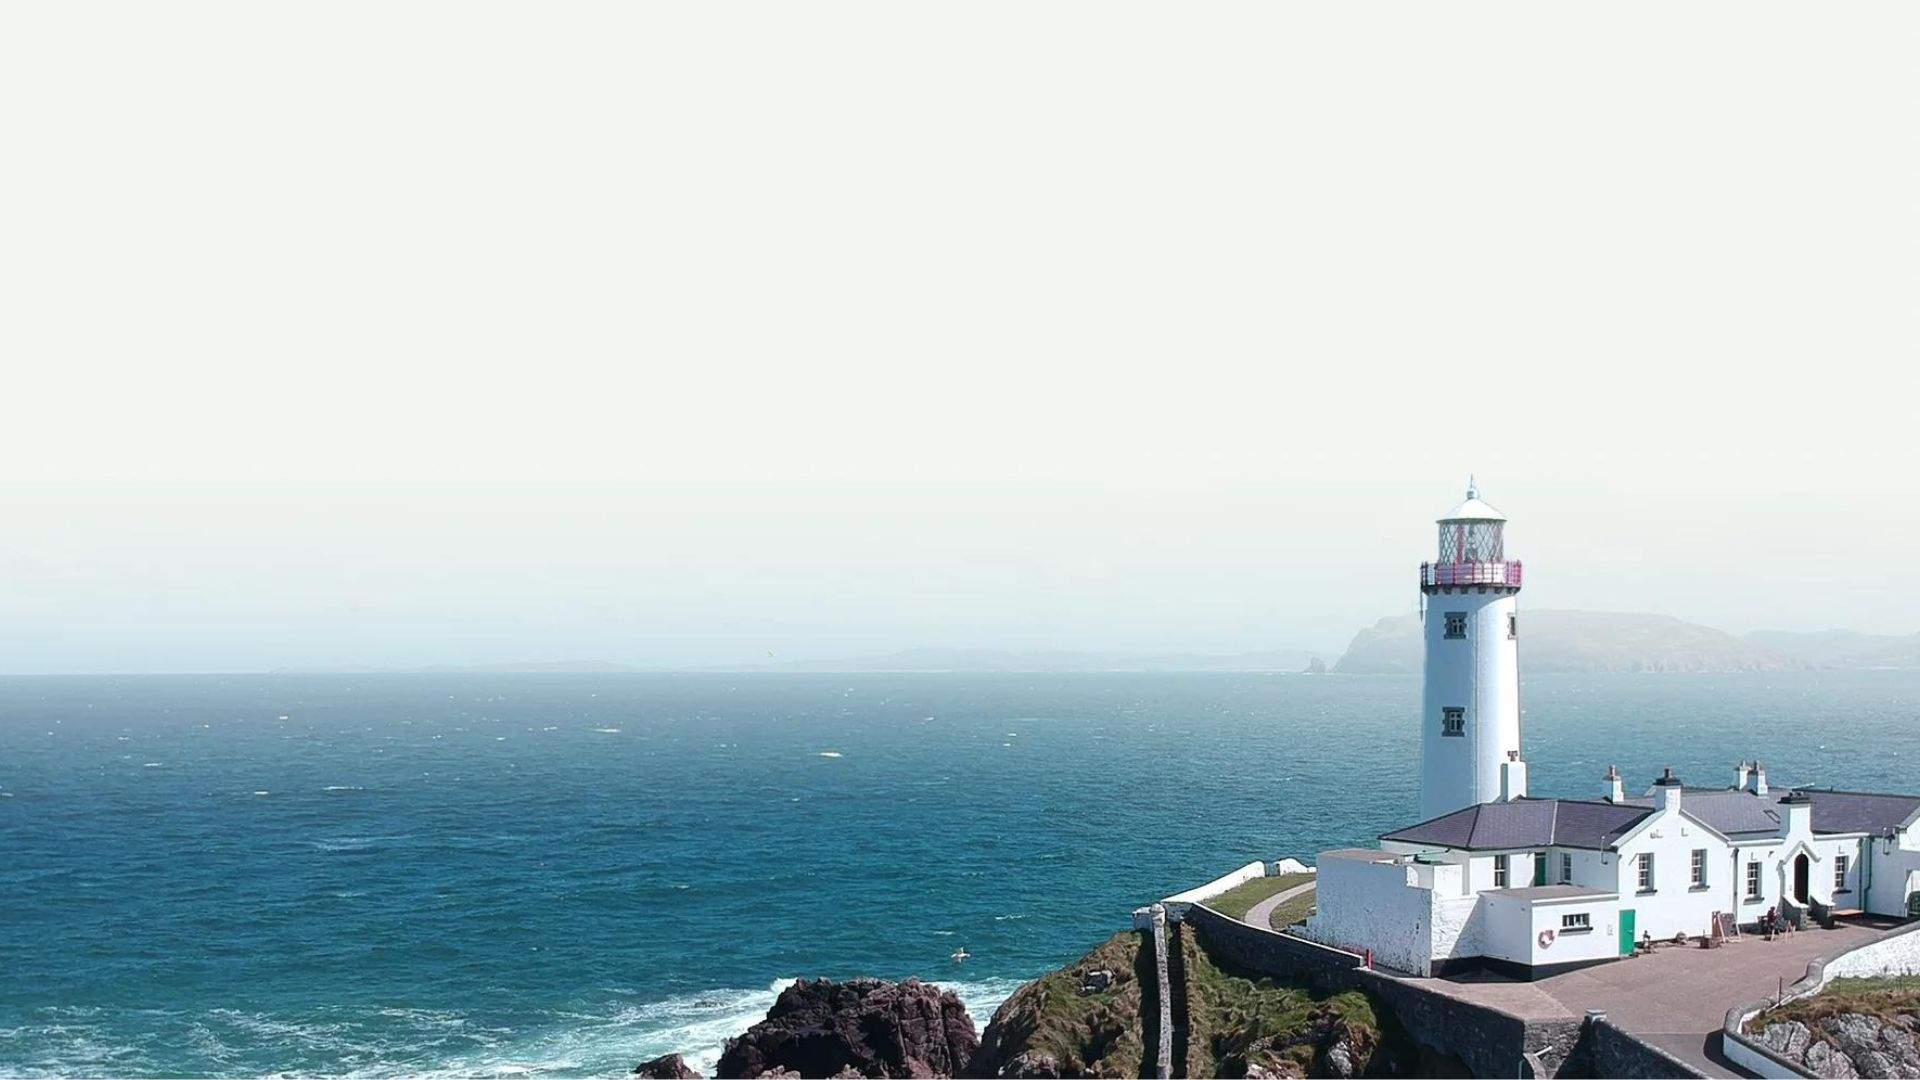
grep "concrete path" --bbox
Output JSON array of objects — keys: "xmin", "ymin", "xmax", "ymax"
[
  {"xmin": 1383, "ymin": 919, "xmax": 1897, "ymax": 1077},
  {"xmin": 1242, "ymin": 880, "xmax": 1316, "ymax": 932}
]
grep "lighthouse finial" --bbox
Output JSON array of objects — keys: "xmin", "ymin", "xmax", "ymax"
[{"xmin": 1466, "ymin": 474, "xmax": 1477, "ymax": 500}]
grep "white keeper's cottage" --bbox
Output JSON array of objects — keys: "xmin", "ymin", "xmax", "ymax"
[{"xmin": 1302, "ymin": 485, "xmax": 1920, "ymax": 980}]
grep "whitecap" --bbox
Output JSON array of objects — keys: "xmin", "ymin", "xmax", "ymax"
[
  {"xmin": 252, "ymin": 790, "xmax": 270, "ymax": 796},
  {"xmin": 142, "ymin": 762, "xmax": 164, "ymax": 768},
  {"xmin": 592, "ymin": 728, "xmax": 622, "ymax": 734},
  {"xmin": 322, "ymin": 785, "xmax": 363, "ymax": 792},
  {"xmin": 817, "ymin": 751, "xmax": 843, "ymax": 758}
]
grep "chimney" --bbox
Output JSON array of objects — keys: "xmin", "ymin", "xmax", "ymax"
[
  {"xmin": 1604, "ymin": 764, "xmax": 1624, "ymax": 804},
  {"xmin": 1736, "ymin": 761, "xmax": 1751, "ymax": 790},
  {"xmin": 1748, "ymin": 761, "xmax": 1769, "ymax": 797},
  {"xmin": 1653, "ymin": 766, "xmax": 1683, "ymax": 813},
  {"xmin": 1779, "ymin": 791, "xmax": 1811, "ymax": 836},
  {"xmin": 1500, "ymin": 751, "xmax": 1528, "ymax": 802}
]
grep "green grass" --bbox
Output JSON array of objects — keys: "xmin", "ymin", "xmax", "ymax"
[
  {"xmin": 1770, "ymin": 975, "xmax": 1920, "ymax": 1027},
  {"xmin": 975, "ymin": 930, "xmax": 1151, "ymax": 1077},
  {"xmin": 1176, "ymin": 920, "xmax": 1404, "ymax": 1078},
  {"xmin": 1202, "ymin": 873, "xmax": 1314, "ymax": 923}
]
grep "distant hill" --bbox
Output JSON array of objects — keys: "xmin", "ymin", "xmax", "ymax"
[
  {"xmin": 1745, "ymin": 629, "xmax": 1920, "ymax": 670},
  {"xmin": 745, "ymin": 647, "xmax": 1329, "ymax": 673},
  {"xmin": 1333, "ymin": 610, "xmax": 1801, "ymax": 674}
]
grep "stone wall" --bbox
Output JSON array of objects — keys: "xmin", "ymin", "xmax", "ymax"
[
  {"xmin": 1567, "ymin": 1017, "xmax": 1700, "ymax": 1079},
  {"xmin": 1721, "ymin": 920, "xmax": 1920, "ymax": 1078},
  {"xmin": 1184, "ymin": 904, "xmax": 1362, "ymax": 981},
  {"xmin": 1185, "ymin": 906, "xmax": 1583, "ymax": 1076}
]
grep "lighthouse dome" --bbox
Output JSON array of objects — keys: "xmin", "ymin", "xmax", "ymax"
[{"xmin": 1439, "ymin": 480, "xmax": 1505, "ymax": 523}]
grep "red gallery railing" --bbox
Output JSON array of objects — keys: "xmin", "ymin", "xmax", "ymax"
[{"xmin": 1420, "ymin": 560, "xmax": 1524, "ymax": 588}]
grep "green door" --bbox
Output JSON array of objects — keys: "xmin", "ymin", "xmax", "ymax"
[
  {"xmin": 1619, "ymin": 909, "xmax": 1636, "ymax": 956},
  {"xmin": 1532, "ymin": 853, "xmax": 1548, "ymax": 887}
]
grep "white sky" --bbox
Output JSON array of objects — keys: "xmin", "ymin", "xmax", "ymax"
[{"xmin": 2, "ymin": 4, "xmax": 1916, "ymax": 671}]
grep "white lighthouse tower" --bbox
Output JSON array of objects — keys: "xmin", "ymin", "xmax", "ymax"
[{"xmin": 1417, "ymin": 481, "xmax": 1526, "ymax": 821}]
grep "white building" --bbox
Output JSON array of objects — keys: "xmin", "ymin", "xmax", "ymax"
[{"xmin": 1302, "ymin": 485, "xmax": 1920, "ymax": 979}]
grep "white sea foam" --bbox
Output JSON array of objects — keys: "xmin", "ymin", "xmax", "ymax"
[
  {"xmin": 591, "ymin": 728, "xmax": 621, "ymax": 734},
  {"xmin": 322, "ymin": 785, "xmax": 364, "ymax": 792},
  {"xmin": 816, "ymin": 751, "xmax": 843, "ymax": 758}
]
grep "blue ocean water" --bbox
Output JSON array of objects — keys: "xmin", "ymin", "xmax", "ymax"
[{"xmin": 3, "ymin": 671, "xmax": 1918, "ymax": 1076}]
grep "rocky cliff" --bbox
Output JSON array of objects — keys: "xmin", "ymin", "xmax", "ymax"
[
  {"xmin": 1757, "ymin": 978, "xmax": 1920, "ymax": 1078},
  {"xmin": 969, "ymin": 926, "xmax": 1431, "ymax": 1078},
  {"xmin": 713, "ymin": 977, "xmax": 979, "ymax": 1079}
]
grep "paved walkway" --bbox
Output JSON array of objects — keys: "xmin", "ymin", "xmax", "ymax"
[
  {"xmin": 1242, "ymin": 880, "xmax": 1316, "ymax": 932},
  {"xmin": 1383, "ymin": 918, "xmax": 1900, "ymax": 1077}
]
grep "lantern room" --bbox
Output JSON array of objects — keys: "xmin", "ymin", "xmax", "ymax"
[{"xmin": 1421, "ymin": 480, "xmax": 1523, "ymax": 590}]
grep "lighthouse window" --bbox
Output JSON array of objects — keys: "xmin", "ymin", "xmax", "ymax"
[
  {"xmin": 1508, "ymin": 614, "xmax": 1517, "ymax": 640},
  {"xmin": 1444, "ymin": 612, "xmax": 1468, "ymax": 639},
  {"xmin": 1441, "ymin": 707, "xmax": 1465, "ymax": 737}
]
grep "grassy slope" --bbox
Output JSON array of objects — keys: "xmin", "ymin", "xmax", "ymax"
[
  {"xmin": 1770, "ymin": 975, "xmax": 1920, "ymax": 1026},
  {"xmin": 975, "ymin": 920, "xmax": 1419, "ymax": 1078},
  {"xmin": 970, "ymin": 930, "xmax": 1152, "ymax": 1077},
  {"xmin": 1177, "ymin": 921, "xmax": 1402, "ymax": 1078},
  {"xmin": 1204, "ymin": 874, "xmax": 1315, "ymax": 922}
]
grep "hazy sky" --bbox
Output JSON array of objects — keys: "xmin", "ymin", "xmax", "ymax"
[{"xmin": 2, "ymin": 5, "xmax": 1916, "ymax": 672}]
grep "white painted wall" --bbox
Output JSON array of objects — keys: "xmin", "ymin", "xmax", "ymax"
[
  {"xmin": 1418, "ymin": 587, "xmax": 1521, "ymax": 821},
  {"xmin": 1303, "ymin": 853, "xmax": 1440, "ymax": 975},
  {"xmin": 1479, "ymin": 892, "xmax": 1620, "ymax": 968},
  {"xmin": 1610, "ymin": 800, "xmax": 1736, "ymax": 942},
  {"xmin": 1865, "ymin": 835, "xmax": 1920, "ymax": 917},
  {"xmin": 1162, "ymin": 860, "xmax": 1265, "ymax": 919}
]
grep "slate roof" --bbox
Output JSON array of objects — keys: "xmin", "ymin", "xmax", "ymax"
[
  {"xmin": 1791, "ymin": 789, "xmax": 1920, "ymax": 837},
  {"xmin": 1381, "ymin": 798, "xmax": 1649, "ymax": 851},
  {"xmin": 1622, "ymin": 788, "xmax": 1782, "ymax": 839},
  {"xmin": 1620, "ymin": 786, "xmax": 1920, "ymax": 839}
]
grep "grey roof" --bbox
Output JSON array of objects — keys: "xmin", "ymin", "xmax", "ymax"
[
  {"xmin": 1623, "ymin": 785, "xmax": 1920, "ymax": 838},
  {"xmin": 1623, "ymin": 788, "xmax": 1783, "ymax": 839},
  {"xmin": 1790, "ymin": 789, "xmax": 1920, "ymax": 836},
  {"xmin": 1487, "ymin": 885, "xmax": 1616, "ymax": 901},
  {"xmin": 1381, "ymin": 798, "xmax": 1649, "ymax": 851}
]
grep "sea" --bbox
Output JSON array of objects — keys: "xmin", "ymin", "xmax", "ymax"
[{"xmin": 4, "ymin": 671, "xmax": 1918, "ymax": 1077}]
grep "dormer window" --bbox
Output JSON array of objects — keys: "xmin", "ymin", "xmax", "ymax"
[
  {"xmin": 1444, "ymin": 612, "xmax": 1468, "ymax": 639},
  {"xmin": 1441, "ymin": 707, "xmax": 1465, "ymax": 737}
]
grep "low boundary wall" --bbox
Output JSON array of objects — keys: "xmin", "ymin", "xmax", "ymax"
[
  {"xmin": 1722, "ymin": 919, "xmax": 1920, "ymax": 1078},
  {"xmin": 1184, "ymin": 904, "xmax": 1586, "ymax": 1077}
]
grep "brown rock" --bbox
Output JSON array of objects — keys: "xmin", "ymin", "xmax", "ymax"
[
  {"xmin": 633, "ymin": 1052, "xmax": 703, "ymax": 1078},
  {"xmin": 714, "ymin": 978, "xmax": 979, "ymax": 1078}
]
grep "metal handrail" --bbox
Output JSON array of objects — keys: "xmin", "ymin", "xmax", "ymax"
[{"xmin": 1419, "ymin": 560, "xmax": 1523, "ymax": 588}]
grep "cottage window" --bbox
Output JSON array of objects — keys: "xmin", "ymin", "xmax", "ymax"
[
  {"xmin": 1493, "ymin": 854, "xmax": 1510, "ymax": 888},
  {"xmin": 1690, "ymin": 848, "xmax": 1707, "ymax": 888},
  {"xmin": 1636, "ymin": 853, "xmax": 1655, "ymax": 892},
  {"xmin": 1441, "ymin": 707, "xmax": 1465, "ymax": 737},
  {"xmin": 1444, "ymin": 612, "xmax": 1468, "ymax": 639},
  {"xmin": 1835, "ymin": 854, "xmax": 1850, "ymax": 892},
  {"xmin": 1560, "ymin": 853, "xmax": 1573, "ymax": 884},
  {"xmin": 1746, "ymin": 860, "xmax": 1762, "ymax": 900},
  {"xmin": 1561, "ymin": 912, "xmax": 1591, "ymax": 932}
]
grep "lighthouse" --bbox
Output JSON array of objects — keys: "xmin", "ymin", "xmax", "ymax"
[{"xmin": 1417, "ymin": 481, "xmax": 1525, "ymax": 821}]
